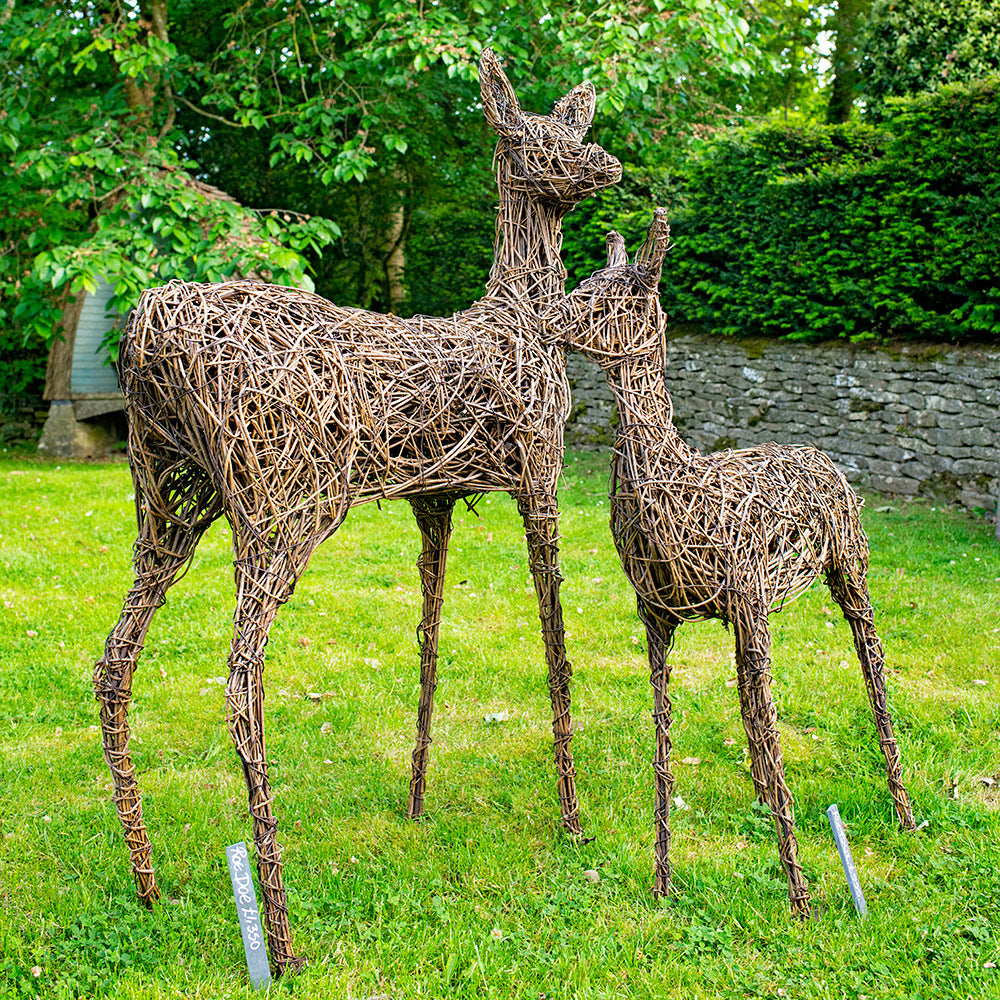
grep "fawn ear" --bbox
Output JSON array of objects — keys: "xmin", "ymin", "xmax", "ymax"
[
  {"xmin": 634, "ymin": 207, "xmax": 670, "ymax": 285},
  {"xmin": 480, "ymin": 49, "xmax": 524, "ymax": 138},
  {"xmin": 552, "ymin": 81, "xmax": 596, "ymax": 131},
  {"xmin": 606, "ymin": 231, "xmax": 628, "ymax": 267}
]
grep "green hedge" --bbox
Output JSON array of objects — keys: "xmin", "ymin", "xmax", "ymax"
[{"xmin": 660, "ymin": 78, "xmax": 1000, "ymax": 342}]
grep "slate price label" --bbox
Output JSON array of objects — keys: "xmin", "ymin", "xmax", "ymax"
[{"xmin": 226, "ymin": 842, "xmax": 272, "ymax": 988}]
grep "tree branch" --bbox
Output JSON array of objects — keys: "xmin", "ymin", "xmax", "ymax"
[{"xmin": 176, "ymin": 94, "xmax": 247, "ymax": 128}]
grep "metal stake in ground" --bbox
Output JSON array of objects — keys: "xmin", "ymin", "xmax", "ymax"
[
  {"xmin": 827, "ymin": 804, "xmax": 868, "ymax": 917},
  {"xmin": 226, "ymin": 842, "xmax": 273, "ymax": 988}
]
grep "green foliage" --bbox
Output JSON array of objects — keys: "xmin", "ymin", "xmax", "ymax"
[
  {"xmin": 405, "ymin": 195, "xmax": 495, "ymax": 317},
  {"xmin": 197, "ymin": 0, "xmax": 759, "ymax": 169},
  {"xmin": 723, "ymin": 1, "xmax": 830, "ymax": 121},
  {"xmin": 0, "ymin": 1, "xmax": 341, "ymax": 400},
  {"xmin": 0, "ymin": 0, "xmax": 779, "ymax": 405},
  {"xmin": 661, "ymin": 78, "xmax": 1000, "ymax": 342},
  {"xmin": 860, "ymin": 0, "xmax": 1000, "ymax": 104},
  {"xmin": 173, "ymin": 0, "xmax": 768, "ymax": 314},
  {"xmin": 1, "ymin": 454, "xmax": 999, "ymax": 997}
]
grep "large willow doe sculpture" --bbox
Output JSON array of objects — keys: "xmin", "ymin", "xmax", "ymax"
[
  {"xmin": 543, "ymin": 209, "xmax": 916, "ymax": 915},
  {"xmin": 94, "ymin": 51, "xmax": 620, "ymax": 972}
]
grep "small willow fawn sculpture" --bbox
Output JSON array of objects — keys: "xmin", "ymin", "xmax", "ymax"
[
  {"xmin": 95, "ymin": 51, "xmax": 620, "ymax": 972},
  {"xmin": 543, "ymin": 209, "xmax": 915, "ymax": 915}
]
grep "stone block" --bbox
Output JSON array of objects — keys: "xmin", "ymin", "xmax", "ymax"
[
  {"xmin": 924, "ymin": 394, "xmax": 965, "ymax": 414},
  {"xmin": 868, "ymin": 474, "xmax": 921, "ymax": 496},
  {"xmin": 37, "ymin": 402, "xmax": 120, "ymax": 459},
  {"xmin": 959, "ymin": 426, "xmax": 995, "ymax": 447}
]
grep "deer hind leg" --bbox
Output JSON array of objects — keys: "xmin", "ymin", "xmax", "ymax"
[
  {"xmin": 95, "ymin": 459, "xmax": 220, "ymax": 906},
  {"xmin": 639, "ymin": 600, "xmax": 678, "ymax": 897},
  {"xmin": 227, "ymin": 534, "xmax": 313, "ymax": 975},
  {"xmin": 733, "ymin": 607, "xmax": 810, "ymax": 916},
  {"xmin": 407, "ymin": 495, "xmax": 456, "ymax": 819},
  {"xmin": 517, "ymin": 493, "xmax": 581, "ymax": 836},
  {"xmin": 826, "ymin": 566, "xmax": 915, "ymax": 829}
]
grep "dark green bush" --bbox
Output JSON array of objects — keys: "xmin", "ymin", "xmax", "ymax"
[
  {"xmin": 662, "ymin": 78, "xmax": 1000, "ymax": 342},
  {"xmin": 860, "ymin": 0, "xmax": 1000, "ymax": 104}
]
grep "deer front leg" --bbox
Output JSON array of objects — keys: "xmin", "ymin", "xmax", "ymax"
[
  {"xmin": 227, "ymin": 551, "xmax": 307, "ymax": 975},
  {"xmin": 827, "ymin": 568, "xmax": 915, "ymax": 829},
  {"xmin": 407, "ymin": 496, "xmax": 456, "ymax": 819},
  {"xmin": 97, "ymin": 571, "xmax": 169, "ymax": 907},
  {"xmin": 640, "ymin": 601, "xmax": 678, "ymax": 897},
  {"xmin": 733, "ymin": 609, "xmax": 810, "ymax": 917},
  {"xmin": 95, "ymin": 481, "xmax": 217, "ymax": 906},
  {"xmin": 517, "ymin": 493, "xmax": 581, "ymax": 836}
]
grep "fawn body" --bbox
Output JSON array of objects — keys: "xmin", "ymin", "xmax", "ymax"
[{"xmin": 544, "ymin": 210, "xmax": 915, "ymax": 914}]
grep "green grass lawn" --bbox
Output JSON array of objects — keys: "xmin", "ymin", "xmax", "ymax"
[{"xmin": 1, "ymin": 452, "xmax": 998, "ymax": 999}]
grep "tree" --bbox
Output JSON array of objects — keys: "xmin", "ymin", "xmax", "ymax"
[
  {"xmin": 713, "ymin": 2, "xmax": 827, "ymax": 122},
  {"xmin": 859, "ymin": 0, "xmax": 1000, "ymax": 105},
  {"xmin": 0, "ymin": 1, "xmax": 339, "ymax": 407},
  {"xmin": 827, "ymin": 0, "xmax": 872, "ymax": 123},
  {"xmin": 173, "ymin": 0, "xmax": 768, "ymax": 312}
]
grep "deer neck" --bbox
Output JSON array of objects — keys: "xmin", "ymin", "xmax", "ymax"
[
  {"xmin": 485, "ymin": 158, "xmax": 570, "ymax": 311},
  {"xmin": 599, "ymin": 353, "xmax": 693, "ymax": 480}
]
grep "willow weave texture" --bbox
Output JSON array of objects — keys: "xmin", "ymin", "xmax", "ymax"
[
  {"xmin": 94, "ymin": 49, "xmax": 621, "ymax": 974},
  {"xmin": 544, "ymin": 209, "xmax": 916, "ymax": 915}
]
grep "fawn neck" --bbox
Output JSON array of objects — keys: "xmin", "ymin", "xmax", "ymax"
[
  {"xmin": 601, "ymin": 353, "xmax": 693, "ymax": 480},
  {"xmin": 485, "ymin": 158, "xmax": 569, "ymax": 309}
]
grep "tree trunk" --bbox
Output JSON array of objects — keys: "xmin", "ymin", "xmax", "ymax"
[
  {"xmin": 116, "ymin": 0, "xmax": 172, "ymax": 129},
  {"xmin": 385, "ymin": 204, "xmax": 407, "ymax": 315},
  {"xmin": 827, "ymin": 0, "xmax": 871, "ymax": 124},
  {"xmin": 383, "ymin": 169, "xmax": 410, "ymax": 315}
]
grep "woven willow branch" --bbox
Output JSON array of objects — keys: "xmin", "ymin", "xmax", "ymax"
[
  {"xmin": 544, "ymin": 208, "xmax": 916, "ymax": 916},
  {"xmin": 94, "ymin": 50, "xmax": 621, "ymax": 973}
]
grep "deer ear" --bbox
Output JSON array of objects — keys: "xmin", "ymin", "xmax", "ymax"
[
  {"xmin": 605, "ymin": 231, "xmax": 628, "ymax": 267},
  {"xmin": 479, "ymin": 49, "xmax": 524, "ymax": 138},
  {"xmin": 553, "ymin": 81, "xmax": 596, "ymax": 131}
]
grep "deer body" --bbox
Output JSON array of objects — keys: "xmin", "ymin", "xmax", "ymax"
[
  {"xmin": 96, "ymin": 51, "xmax": 620, "ymax": 972},
  {"xmin": 125, "ymin": 288, "xmax": 567, "ymax": 514},
  {"xmin": 545, "ymin": 211, "xmax": 915, "ymax": 915}
]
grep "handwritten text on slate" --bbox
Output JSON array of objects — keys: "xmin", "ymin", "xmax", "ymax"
[{"xmin": 226, "ymin": 841, "xmax": 272, "ymax": 988}]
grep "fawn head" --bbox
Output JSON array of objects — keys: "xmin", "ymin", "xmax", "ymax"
[
  {"xmin": 542, "ymin": 208, "xmax": 670, "ymax": 360},
  {"xmin": 479, "ymin": 49, "xmax": 622, "ymax": 207}
]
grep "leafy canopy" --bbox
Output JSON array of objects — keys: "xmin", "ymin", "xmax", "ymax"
[
  {"xmin": 1, "ymin": 0, "xmax": 767, "ymax": 404},
  {"xmin": 860, "ymin": 0, "xmax": 1000, "ymax": 104}
]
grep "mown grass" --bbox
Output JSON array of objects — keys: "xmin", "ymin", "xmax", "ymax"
[{"xmin": 1, "ymin": 452, "xmax": 998, "ymax": 999}]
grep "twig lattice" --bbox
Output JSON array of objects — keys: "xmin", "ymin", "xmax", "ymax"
[
  {"xmin": 94, "ymin": 50, "xmax": 621, "ymax": 973},
  {"xmin": 543, "ymin": 209, "xmax": 916, "ymax": 915}
]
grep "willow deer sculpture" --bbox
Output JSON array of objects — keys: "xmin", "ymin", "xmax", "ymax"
[
  {"xmin": 543, "ymin": 209, "xmax": 915, "ymax": 915},
  {"xmin": 94, "ymin": 51, "xmax": 620, "ymax": 972}
]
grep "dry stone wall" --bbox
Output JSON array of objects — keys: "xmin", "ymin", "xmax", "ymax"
[{"xmin": 566, "ymin": 333, "xmax": 1000, "ymax": 517}]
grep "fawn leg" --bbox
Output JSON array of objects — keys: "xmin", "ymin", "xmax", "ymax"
[
  {"xmin": 95, "ymin": 463, "xmax": 218, "ymax": 906},
  {"xmin": 734, "ymin": 609, "xmax": 810, "ymax": 916},
  {"xmin": 407, "ymin": 496, "xmax": 456, "ymax": 819},
  {"xmin": 827, "ymin": 568, "xmax": 915, "ymax": 828},
  {"xmin": 517, "ymin": 492, "xmax": 581, "ymax": 836},
  {"xmin": 227, "ymin": 544, "xmax": 309, "ymax": 974},
  {"xmin": 640, "ymin": 601, "xmax": 678, "ymax": 896}
]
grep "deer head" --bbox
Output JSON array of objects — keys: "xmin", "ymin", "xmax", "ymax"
[
  {"xmin": 542, "ymin": 208, "xmax": 671, "ymax": 360},
  {"xmin": 479, "ymin": 49, "xmax": 622, "ymax": 207}
]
